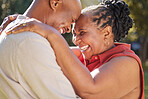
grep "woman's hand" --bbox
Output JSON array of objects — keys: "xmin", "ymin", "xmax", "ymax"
[
  {"xmin": 5, "ymin": 17, "xmax": 59, "ymax": 39},
  {"xmin": 0, "ymin": 14, "xmax": 19, "ymax": 34}
]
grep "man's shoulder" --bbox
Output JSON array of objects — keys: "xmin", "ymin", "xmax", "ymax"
[
  {"xmin": 7, "ymin": 31, "xmax": 49, "ymax": 45},
  {"xmin": 9, "ymin": 31, "xmax": 44, "ymax": 41},
  {"xmin": 5, "ymin": 31, "xmax": 55, "ymax": 56}
]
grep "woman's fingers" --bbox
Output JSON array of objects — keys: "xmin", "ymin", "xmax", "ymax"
[
  {"xmin": 5, "ymin": 18, "xmax": 34, "ymax": 34},
  {"xmin": 0, "ymin": 14, "xmax": 19, "ymax": 34},
  {"xmin": 6, "ymin": 20, "xmax": 38, "ymax": 35},
  {"xmin": 6, "ymin": 23, "xmax": 29, "ymax": 35},
  {"xmin": 5, "ymin": 18, "xmax": 49, "ymax": 39}
]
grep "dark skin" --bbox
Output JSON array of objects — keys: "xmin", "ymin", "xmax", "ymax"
[
  {"xmin": 0, "ymin": 0, "xmax": 81, "ymax": 34},
  {"xmin": 0, "ymin": 0, "xmax": 82, "ymax": 56},
  {"xmin": 0, "ymin": 0, "xmax": 82, "ymax": 58},
  {"xmin": 2, "ymin": 11, "xmax": 141, "ymax": 98}
]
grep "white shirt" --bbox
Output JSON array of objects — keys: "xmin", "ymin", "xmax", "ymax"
[{"xmin": 0, "ymin": 18, "xmax": 79, "ymax": 99}]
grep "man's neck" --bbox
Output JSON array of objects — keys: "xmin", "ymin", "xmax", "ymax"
[
  {"xmin": 23, "ymin": 0, "xmax": 50, "ymax": 23},
  {"xmin": 23, "ymin": 0, "xmax": 36, "ymax": 18}
]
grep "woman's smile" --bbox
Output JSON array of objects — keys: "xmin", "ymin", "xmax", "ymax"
[{"xmin": 79, "ymin": 45, "xmax": 90, "ymax": 52}]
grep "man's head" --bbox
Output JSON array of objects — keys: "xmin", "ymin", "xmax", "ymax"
[{"xmin": 25, "ymin": 0, "xmax": 81, "ymax": 34}]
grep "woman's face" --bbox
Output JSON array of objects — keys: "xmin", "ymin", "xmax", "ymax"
[{"xmin": 73, "ymin": 13, "xmax": 106, "ymax": 60}]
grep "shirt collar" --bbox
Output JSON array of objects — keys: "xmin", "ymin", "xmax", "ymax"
[{"xmin": 86, "ymin": 43, "xmax": 131, "ymax": 65}]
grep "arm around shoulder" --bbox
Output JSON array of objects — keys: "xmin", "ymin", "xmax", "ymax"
[
  {"xmin": 15, "ymin": 32, "xmax": 77, "ymax": 99},
  {"xmin": 70, "ymin": 46, "xmax": 82, "ymax": 58}
]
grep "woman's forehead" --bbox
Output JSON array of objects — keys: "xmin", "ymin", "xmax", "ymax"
[
  {"xmin": 74, "ymin": 14, "xmax": 98, "ymax": 31},
  {"xmin": 75, "ymin": 14, "xmax": 89, "ymax": 27}
]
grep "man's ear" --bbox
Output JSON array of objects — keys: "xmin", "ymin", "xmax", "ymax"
[{"xmin": 49, "ymin": 0, "xmax": 63, "ymax": 11}]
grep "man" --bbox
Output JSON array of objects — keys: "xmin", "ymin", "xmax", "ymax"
[{"xmin": 0, "ymin": 0, "xmax": 81, "ymax": 98}]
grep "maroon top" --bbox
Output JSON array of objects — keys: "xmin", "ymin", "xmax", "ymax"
[{"xmin": 79, "ymin": 43, "xmax": 144, "ymax": 99}]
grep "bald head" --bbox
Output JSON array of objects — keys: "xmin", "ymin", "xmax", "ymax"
[
  {"xmin": 24, "ymin": 0, "xmax": 81, "ymax": 33},
  {"xmin": 63, "ymin": 0, "xmax": 81, "ymax": 10},
  {"xmin": 47, "ymin": 0, "xmax": 82, "ymax": 33}
]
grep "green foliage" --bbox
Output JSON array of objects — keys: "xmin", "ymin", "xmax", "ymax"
[
  {"xmin": 0, "ymin": 0, "xmax": 32, "ymax": 24},
  {"xmin": 62, "ymin": 33, "xmax": 75, "ymax": 46},
  {"xmin": 126, "ymin": 1, "xmax": 148, "ymax": 97},
  {"xmin": 124, "ymin": 0, "xmax": 148, "ymax": 63},
  {"xmin": 81, "ymin": 0, "xmax": 99, "ymax": 9},
  {"xmin": 125, "ymin": 0, "xmax": 148, "ymax": 36},
  {"xmin": 144, "ymin": 70, "xmax": 148, "ymax": 99}
]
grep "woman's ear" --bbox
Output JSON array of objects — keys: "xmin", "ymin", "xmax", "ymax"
[
  {"xmin": 103, "ymin": 26, "xmax": 113, "ymax": 47},
  {"xmin": 103, "ymin": 26, "xmax": 112, "ymax": 39},
  {"xmin": 49, "ymin": 0, "xmax": 63, "ymax": 11}
]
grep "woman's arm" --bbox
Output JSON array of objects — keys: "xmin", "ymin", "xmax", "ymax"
[
  {"xmin": 48, "ymin": 32, "xmax": 95, "ymax": 96},
  {"xmin": 38, "ymin": 28, "xmax": 140, "ymax": 99},
  {"xmin": 6, "ymin": 20, "xmax": 95, "ymax": 97},
  {"xmin": 6, "ymin": 20, "xmax": 140, "ymax": 98},
  {"xmin": 70, "ymin": 46, "xmax": 82, "ymax": 58}
]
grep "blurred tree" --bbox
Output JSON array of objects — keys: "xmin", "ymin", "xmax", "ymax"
[
  {"xmin": 125, "ymin": 0, "xmax": 148, "ymax": 63},
  {"xmin": 0, "ymin": 0, "xmax": 2, "ymax": 21},
  {"xmin": 0, "ymin": 0, "xmax": 32, "ymax": 24},
  {"xmin": 81, "ymin": 0, "xmax": 100, "ymax": 8}
]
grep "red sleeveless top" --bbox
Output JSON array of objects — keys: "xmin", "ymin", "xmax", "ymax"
[{"xmin": 79, "ymin": 43, "xmax": 144, "ymax": 99}]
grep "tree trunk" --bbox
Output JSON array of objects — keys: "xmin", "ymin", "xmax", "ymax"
[{"xmin": 139, "ymin": 36, "xmax": 147, "ymax": 64}]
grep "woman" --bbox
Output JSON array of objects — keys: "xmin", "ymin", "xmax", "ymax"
[{"xmin": 3, "ymin": 0, "xmax": 144, "ymax": 98}]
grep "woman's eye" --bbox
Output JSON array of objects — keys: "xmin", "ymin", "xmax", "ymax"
[{"xmin": 80, "ymin": 31, "xmax": 85, "ymax": 36}]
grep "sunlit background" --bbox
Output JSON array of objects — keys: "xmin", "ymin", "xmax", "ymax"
[{"xmin": 0, "ymin": 0, "xmax": 148, "ymax": 98}]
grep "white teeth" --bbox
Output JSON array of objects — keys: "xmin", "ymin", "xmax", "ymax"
[
  {"xmin": 60, "ymin": 29, "xmax": 64, "ymax": 34},
  {"xmin": 80, "ymin": 45, "xmax": 89, "ymax": 51}
]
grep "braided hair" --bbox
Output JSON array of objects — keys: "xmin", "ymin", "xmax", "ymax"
[{"xmin": 82, "ymin": 0, "xmax": 133, "ymax": 41}]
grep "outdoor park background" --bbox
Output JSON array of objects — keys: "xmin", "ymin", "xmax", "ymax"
[{"xmin": 0, "ymin": 0, "xmax": 147, "ymax": 98}]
